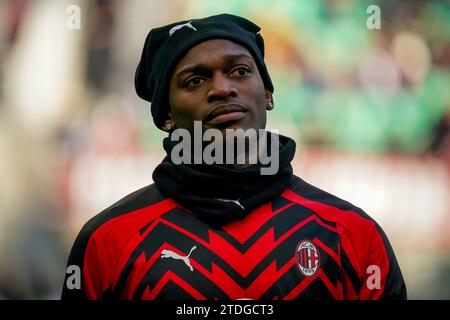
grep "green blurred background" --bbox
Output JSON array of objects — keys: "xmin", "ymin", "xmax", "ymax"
[{"xmin": 0, "ymin": 0, "xmax": 449, "ymax": 299}]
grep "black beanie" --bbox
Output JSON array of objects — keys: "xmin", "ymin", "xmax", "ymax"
[{"xmin": 134, "ymin": 13, "xmax": 274, "ymax": 130}]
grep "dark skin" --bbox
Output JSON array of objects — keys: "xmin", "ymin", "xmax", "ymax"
[{"xmin": 166, "ymin": 39, "xmax": 273, "ymax": 133}]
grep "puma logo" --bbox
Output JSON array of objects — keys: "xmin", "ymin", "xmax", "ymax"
[
  {"xmin": 160, "ymin": 246, "xmax": 197, "ymax": 272},
  {"xmin": 216, "ymin": 198, "xmax": 244, "ymax": 210},
  {"xmin": 169, "ymin": 21, "xmax": 197, "ymax": 36}
]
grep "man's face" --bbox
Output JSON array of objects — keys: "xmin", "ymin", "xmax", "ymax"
[{"xmin": 168, "ymin": 39, "xmax": 272, "ymax": 133}]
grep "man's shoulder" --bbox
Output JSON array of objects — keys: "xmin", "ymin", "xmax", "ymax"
[
  {"xmin": 99, "ymin": 183, "xmax": 167, "ymax": 218},
  {"xmin": 286, "ymin": 175, "xmax": 376, "ymax": 226},
  {"xmin": 75, "ymin": 183, "xmax": 169, "ymax": 246},
  {"xmin": 285, "ymin": 176, "xmax": 388, "ymax": 258}
]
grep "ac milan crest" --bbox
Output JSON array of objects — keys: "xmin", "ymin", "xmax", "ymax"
[{"xmin": 295, "ymin": 240, "xmax": 320, "ymax": 277}]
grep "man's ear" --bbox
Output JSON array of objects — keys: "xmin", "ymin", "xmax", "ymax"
[
  {"xmin": 265, "ymin": 90, "xmax": 274, "ymax": 111},
  {"xmin": 162, "ymin": 113, "xmax": 176, "ymax": 132}
]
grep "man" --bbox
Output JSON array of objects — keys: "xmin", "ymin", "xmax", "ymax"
[{"xmin": 62, "ymin": 14, "xmax": 406, "ymax": 300}]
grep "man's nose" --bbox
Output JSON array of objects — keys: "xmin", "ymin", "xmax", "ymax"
[{"xmin": 207, "ymin": 73, "xmax": 237, "ymax": 102}]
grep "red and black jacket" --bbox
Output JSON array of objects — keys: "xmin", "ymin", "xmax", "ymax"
[{"xmin": 62, "ymin": 134, "xmax": 406, "ymax": 300}]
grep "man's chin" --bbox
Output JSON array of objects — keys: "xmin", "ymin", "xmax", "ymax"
[
  {"xmin": 212, "ymin": 122, "xmax": 247, "ymax": 134},
  {"xmin": 203, "ymin": 120, "xmax": 258, "ymax": 133}
]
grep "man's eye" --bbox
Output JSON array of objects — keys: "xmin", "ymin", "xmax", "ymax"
[
  {"xmin": 184, "ymin": 77, "xmax": 205, "ymax": 87},
  {"xmin": 231, "ymin": 67, "xmax": 251, "ymax": 77}
]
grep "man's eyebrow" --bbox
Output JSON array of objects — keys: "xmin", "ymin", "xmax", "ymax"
[
  {"xmin": 176, "ymin": 65, "xmax": 209, "ymax": 78},
  {"xmin": 175, "ymin": 53, "xmax": 254, "ymax": 78},
  {"xmin": 223, "ymin": 53, "xmax": 254, "ymax": 65}
]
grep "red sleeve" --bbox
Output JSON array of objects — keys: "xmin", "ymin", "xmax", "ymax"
[
  {"xmin": 360, "ymin": 223, "xmax": 407, "ymax": 299},
  {"xmin": 341, "ymin": 222, "xmax": 407, "ymax": 300}
]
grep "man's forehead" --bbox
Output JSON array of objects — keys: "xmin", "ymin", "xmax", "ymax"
[{"xmin": 173, "ymin": 39, "xmax": 255, "ymax": 70}]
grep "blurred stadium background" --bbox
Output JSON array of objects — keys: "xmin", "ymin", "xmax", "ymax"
[{"xmin": 0, "ymin": 0, "xmax": 449, "ymax": 299}]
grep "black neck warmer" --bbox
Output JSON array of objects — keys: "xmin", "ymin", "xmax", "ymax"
[{"xmin": 152, "ymin": 131, "xmax": 296, "ymax": 226}]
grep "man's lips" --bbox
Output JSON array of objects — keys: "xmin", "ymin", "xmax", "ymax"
[{"xmin": 205, "ymin": 103, "xmax": 247, "ymax": 125}]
